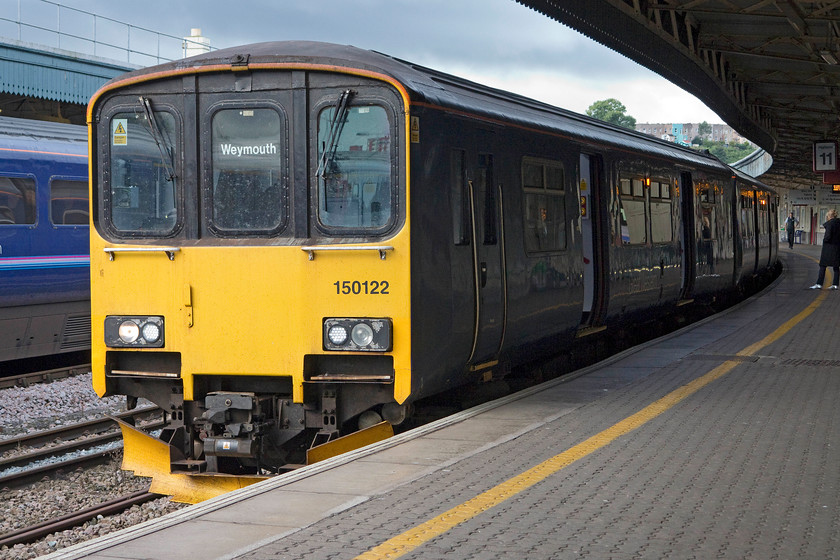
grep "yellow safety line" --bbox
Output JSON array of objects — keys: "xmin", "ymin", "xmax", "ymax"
[{"xmin": 356, "ymin": 290, "xmax": 828, "ymax": 560}]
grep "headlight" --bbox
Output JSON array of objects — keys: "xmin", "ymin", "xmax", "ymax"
[
  {"xmin": 351, "ymin": 323, "xmax": 374, "ymax": 346},
  {"xmin": 105, "ymin": 316, "xmax": 165, "ymax": 348},
  {"xmin": 118, "ymin": 320, "xmax": 140, "ymax": 343},
  {"xmin": 323, "ymin": 318, "xmax": 391, "ymax": 352}
]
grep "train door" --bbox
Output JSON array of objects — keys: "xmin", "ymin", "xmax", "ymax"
[
  {"xmin": 679, "ymin": 171, "xmax": 696, "ymax": 300},
  {"xmin": 467, "ymin": 152, "xmax": 506, "ymax": 368},
  {"xmin": 579, "ymin": 153, "xmax": 607, "ymax": 329}
]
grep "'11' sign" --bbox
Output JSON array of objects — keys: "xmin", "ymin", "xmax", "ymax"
[{"xmin": 814, "ymin": 141, "xmax": 838, "ymax": 172}]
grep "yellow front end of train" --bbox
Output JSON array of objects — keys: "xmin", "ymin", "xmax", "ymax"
[
  {"xmin": 87, "ymin": 52, "xmax": 413, "ymax": 502},
  {"xmin": 90, "ymin": 241, "xmax": 412, "ymax": 404}
]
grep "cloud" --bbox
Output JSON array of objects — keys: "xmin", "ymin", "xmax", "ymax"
[{"xmin": 49, "ymin": 0, "xmax": 724, "ymax": 123}]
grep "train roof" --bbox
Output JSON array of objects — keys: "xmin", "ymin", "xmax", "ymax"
[
  {"xmin": 731, "ymin": 164, "xmax": 774, "ymax": 192},
  {"xmin": 99, "ymin": 41, "xmax": 736, "ymax": 174},
  {"xmin": 0, "ymin": 116, "xmax": 87, "ymax": 156}
]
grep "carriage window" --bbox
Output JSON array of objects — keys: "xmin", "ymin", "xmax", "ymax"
[
  {"xmin": 0, "ymin": 176, "xmax": 35, "ymax": 225},
  {"xmin": 211, "ymin": 108, "xmax": 285, "ymax": 233},
  {"xmin": 741, "ymin": 193, "xmax": 755, "ymax": 240},
  {"xmin": 317, "ymin": 103, "xmax": 392, "ymax": 231},
  {"xmin": 699, "ymin": 181, "xmax": 716, "ymax": 203},
  {"xmin": 618, "ymin": 175, "xmax": 646, "ymax": 245},
  {"xmin": 451, "ymin": 150, "xmax": 470, "ymax": 245},
  {"xmin": 522, "ymin": 157, "xmax": 566, "ymax": 253},
  {"xmin": 620, "ymin": 178, "xmax": 631, "ymax": 196},
  {"xmin": 108, "ymin": 109, "xmax": 177, "ymax": 234},
  {"xmin": 51, "ymin": 179, "xmax": 88, "ymax": 225},
  {"xmin": 650, "ymin": 179, "xmax": 673, "ymax": 243}
]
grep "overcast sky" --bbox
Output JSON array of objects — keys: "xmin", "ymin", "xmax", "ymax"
[{"xmin": 10, "ymin": 0, "xmax": 724, "ymax": 124}]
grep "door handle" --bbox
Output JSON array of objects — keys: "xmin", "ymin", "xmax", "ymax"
[{"xmin": 480, "ymin": 262, "xmax": 488, "ymax": 287}]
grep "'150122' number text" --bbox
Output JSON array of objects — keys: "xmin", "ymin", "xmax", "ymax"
[{"xmin": 333, "ymin": 280, "xmax": 390, "ymax": 295}]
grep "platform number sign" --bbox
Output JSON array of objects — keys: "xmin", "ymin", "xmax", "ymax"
[{"xmin": 814, "ymin": 141, "xmax": 838, "ymax": 172}]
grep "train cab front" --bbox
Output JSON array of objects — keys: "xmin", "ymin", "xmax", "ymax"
[{"xmin": 87, "ymin": 54, "xmax": 412, "ymax": 498}]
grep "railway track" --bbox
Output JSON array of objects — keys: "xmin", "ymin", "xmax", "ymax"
[
  {"xmin": 0, "ymin": 362, "xmax": 92, "ymax": 390},
  {"xmin": 0, "ymin": 490, "xmax": 161, "ymax": 548},
  {"xmin": 0, "ymin": 406, "xmax": 163, "ymax": 489}
]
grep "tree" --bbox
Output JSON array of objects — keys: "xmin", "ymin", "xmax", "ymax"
[
  {"xmin": 585, "ymin": 98, "xmax": 637, "ymax": 130},
  {"xmin": 698, "ymin": 121, "xmax": 713, "ymax": 137},
  {"xmin": 692, "ymin": 137, "xmax": 755, "ymax": 164}
]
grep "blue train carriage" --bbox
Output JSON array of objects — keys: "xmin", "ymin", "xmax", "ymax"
[
  {"xmin": 86, "ymin": 41, "xmax": 777, "ymax": 503},
  {"xmin": 0, "ymin": 117, "xmax": 90, "ymax": 363}
]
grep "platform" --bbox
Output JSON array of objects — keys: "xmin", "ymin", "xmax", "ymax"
[{"xmin": 45, "ymin": 244, "xmax": 840, "ymax": 560}]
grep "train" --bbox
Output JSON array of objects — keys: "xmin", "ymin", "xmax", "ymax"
[
  {"xmin": 86, "ymin": 41, "xmax": 779, "ymax": 502},
  {"xmin": 0, "ymin": 116, "xmax": 90, "ymax": 364}
]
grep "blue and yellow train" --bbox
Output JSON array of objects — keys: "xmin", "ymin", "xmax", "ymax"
[
  {"xmin": 87, "ymin": 42, "xmax": 778, "ymax": 502},
  {"xmin": 0, "ymin": 116, "xmax": 89, "ymax": 364}
]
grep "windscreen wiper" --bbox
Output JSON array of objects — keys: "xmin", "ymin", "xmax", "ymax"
[
  {"xmin": 316, "ymin": 89, "xmax": 354, "ymax": 180},
  {"xmin": 139, "ymin": 96, "xmax": 176, "ymax": 183}
]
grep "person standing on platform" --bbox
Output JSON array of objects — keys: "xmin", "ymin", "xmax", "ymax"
[
  {"xmin": 784, "ymin": 211, "xmax": 798, "ymax": 249},
  {"xmin": 810, "ymin": 209, "xmax": 840, "ymax": 290}
]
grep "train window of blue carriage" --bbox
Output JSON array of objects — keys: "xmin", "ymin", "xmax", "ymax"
[
  {"xmin": 108, "ymin": 110, "xmax": 178, "ymax": 235},
  {"xmin": 316, "ymin": 104, "xmax": 392, "ymax": 232},
  {"xmin": 522, "ymin": 157, "xmax": 566, "ymax": 253},
  {"xmin": 50, "ymin": 179, "xmax": 89, "ymax": 225},
  {"xmin": 0, "ymin": 176, "xmax": 36, "ymax": 225},
  {"xmin": 210, "ymin": 108, "xmax": 285, "ymax": 233}
]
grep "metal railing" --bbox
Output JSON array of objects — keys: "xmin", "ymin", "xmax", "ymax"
[{"xmin": 0, "ymin": 0, "xmax": 213, "ymax": 65}]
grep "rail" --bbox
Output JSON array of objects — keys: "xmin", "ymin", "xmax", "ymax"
[
  {"xmin": 0, "ymin": 362, "xmax": 90, "ymax": 390},
  {"xmin": 0, "ymin": 490, "xmax": 160, "ymax": 548}
]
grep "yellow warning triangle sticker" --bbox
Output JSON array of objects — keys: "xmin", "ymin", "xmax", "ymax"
[{"xmin": 114, "ymin": 123, "xmax": 126, "ymax": 134}]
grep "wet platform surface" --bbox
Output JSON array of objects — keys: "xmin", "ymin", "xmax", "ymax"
[{"xmin": 46, "ymin": 244, "xmax": 840, "ymax": 560}]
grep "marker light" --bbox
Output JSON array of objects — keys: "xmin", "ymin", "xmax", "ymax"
[
  {"xmin": 141, "ymin": 322, "xmax": 161, "ymax": 343},
  {"xmin": 327, "ymin": 325, "xmax": 349, "ymax": 345}
]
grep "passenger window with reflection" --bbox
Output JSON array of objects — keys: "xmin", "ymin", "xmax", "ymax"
[
  {"xmin": 650, "ymin": 179, "xmax": 673, "ymax": 243},
  {"xmin": 108, "ymin": 110, "xmax": 178, "ymax": 234},
  {"xmin": 316, "ymin": 103, "xmax": 393, "ymax": 231},
  {"xmin": 522, "ymin": 157, "xmax": 566, "ymax": 253},
  {"xmin": 211, "ymin": 108, "xmax": 285, "ymax": 233},
  {"xmin": 617, "ymin": 175, "xmax": 646, "ymax": 245},
  {"xmin": 51, "ymin": 179, "xmax": 89, "ymax": 225},
  {"xmin": 0, "ymin": 176, "xmax": 36, "ymax": 225}
]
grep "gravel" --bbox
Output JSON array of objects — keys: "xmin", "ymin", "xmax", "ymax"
[
  {"xmin": 0, "ymin": 373, "xmax": 188, "ymax": 559},
  {"xmin": 0, "ymin": 373, "xmax": 123, "ymax": 438}
]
